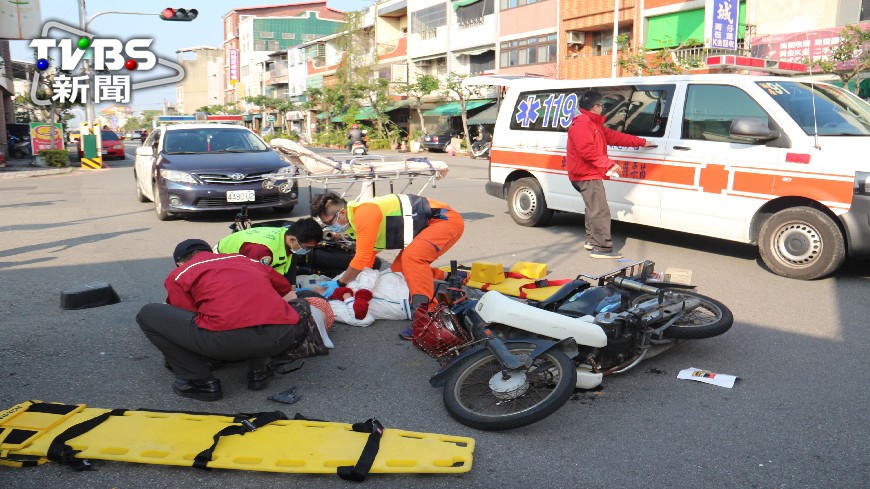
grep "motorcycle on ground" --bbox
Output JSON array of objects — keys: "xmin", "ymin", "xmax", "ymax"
[
  {"xmin": 416, "ymin": 260, "xmax": 733, "ymax": 431},
  {"xmin": 8, "ymin": 135, "xmax": 32, "ymax": 159}
]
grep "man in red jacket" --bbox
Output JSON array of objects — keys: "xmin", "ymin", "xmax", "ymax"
[
  {"xmin": 136, "ymin": 239, "xmax": 307, "ymax": 401},
  {"xmin": 567, "ymin": 90, "xmax": 656, "ymax": 259}
]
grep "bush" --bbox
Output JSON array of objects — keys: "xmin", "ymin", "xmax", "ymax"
[
  {"xmin": 313, "ymin": 128, "xmax": 347, "ymax": 147},
  {"xmin": 38, "ymin": 149, "xmax": 69, "ymax": 167}
]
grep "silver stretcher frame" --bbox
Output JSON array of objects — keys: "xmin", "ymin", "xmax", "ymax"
[{"xmin": 262, "ymin": 154, "xmax": 445, "ymax": 202}]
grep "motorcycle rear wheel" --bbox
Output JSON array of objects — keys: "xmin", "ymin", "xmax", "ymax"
[
  {"xmin": 442, "ymin": 342, "xmax": 576, "ymax": 431},
  {"xmin": 632, "ymin": 290, "xmax": 733, "ymax": 339}
]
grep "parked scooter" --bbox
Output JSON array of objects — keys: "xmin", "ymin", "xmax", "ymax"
[
  {"xmin": 417, "ymin": 260, "xmax": 733, "ymax": 431},
  {"xmin": 8, "ymin": 135, "xmax": 32, "ymax": 159}
]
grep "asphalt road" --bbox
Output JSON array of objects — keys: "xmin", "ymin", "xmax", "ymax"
[{"xmin": 0, "ymin": 144, "xmax": 868, "ymax": 488}]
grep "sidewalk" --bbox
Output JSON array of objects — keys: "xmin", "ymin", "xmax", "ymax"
[{"xmin": 0, "ymin": 156, "xmax": 77, "ymax": 180}]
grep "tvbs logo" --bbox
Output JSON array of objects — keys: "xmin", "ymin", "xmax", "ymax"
[{"xmin": 26, "ymin": 17, "xmax": 193, "ymax": 106}]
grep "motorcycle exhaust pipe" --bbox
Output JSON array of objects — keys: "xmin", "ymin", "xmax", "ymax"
[{"xmin": 612, "ymin": 277, "xmax": 661, "ymax": 296}]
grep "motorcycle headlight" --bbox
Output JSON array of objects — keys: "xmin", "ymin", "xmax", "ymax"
[
  {"xmin": 856, "ymin": 171, "xmax": 870, "ymax": 196},
  {"xmin": 160, "ymin": 169, "xmax": 199, "ymax": 184}
]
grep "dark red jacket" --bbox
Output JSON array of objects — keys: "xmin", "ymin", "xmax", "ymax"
[
  {"xmin": 566, "ymin": 109, "xmax": 647, "ymax": 182},
  {"xmin": 164, "ymin": 251, "xmax": 299, "ymax": 332}
]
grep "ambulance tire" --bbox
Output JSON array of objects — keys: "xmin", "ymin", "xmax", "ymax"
[
  {"xmin": 508, "ymin": 177, "xmax": 553, "ymax": 227},
  {"xmin": 758, "ymin": 206, "xmax": 845, "ymax": 280}
]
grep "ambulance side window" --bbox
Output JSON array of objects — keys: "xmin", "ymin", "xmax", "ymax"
[{"xmin": 682, "ymin": 85, "xmax": 770, "ymax": 143}]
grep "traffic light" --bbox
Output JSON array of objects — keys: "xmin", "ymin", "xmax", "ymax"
[{"xmin": 160, "ymin": 8, "xmax": 198, "ymax": 21}]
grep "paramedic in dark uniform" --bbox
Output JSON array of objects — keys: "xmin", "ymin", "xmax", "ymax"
[{"xmin": 136, "ymin": 239, "xmax": 306, "ymax": 401}]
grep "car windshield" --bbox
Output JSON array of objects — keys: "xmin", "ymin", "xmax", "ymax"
[
  {"xmin": 162, "ymin": 128, "xmax": 269, "ymax": 154},
  {"xmin": 101, "ymin": 131, "xmax": 119, "ymax": 140},
  {"xmin": 757, "ymin": 81, "xmax": 870, "ymax": 136}
]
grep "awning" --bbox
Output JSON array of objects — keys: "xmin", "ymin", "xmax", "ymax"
[
  {"xmin": 452, "ymin": 0, "xmax": 482, "ymax": 10},
  {"xmin": 455, "ymin": 46, "xmax": 494, "ymax": 57},
  {"xmin": 316, "ymin": 112, "xmax": 331, "ymax": 120},
  {"xmin": 423, "ymin": 100, "xmax": 493, "ymax": 117},
  {"xmin": 329, "ymin": 102, "xmax": 413, "ymax": 123},
  {"xmin": 467, "ymin": 104, "xmax": 499, "ymax": 125}
]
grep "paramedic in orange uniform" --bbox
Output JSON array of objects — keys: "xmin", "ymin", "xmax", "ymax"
[{"xmin": 310, "ymin": 191, "xmax": 464, "ymax": 315}]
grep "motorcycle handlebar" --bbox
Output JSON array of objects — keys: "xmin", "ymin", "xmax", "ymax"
[{"xmin": 612, "ymin": 276, "xmax": 661, "ymax": 296}]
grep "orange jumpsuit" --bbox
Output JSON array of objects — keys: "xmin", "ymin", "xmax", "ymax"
[{"xmin": 348, "ymin": 197, "xmax": 464, "ymax": 300}]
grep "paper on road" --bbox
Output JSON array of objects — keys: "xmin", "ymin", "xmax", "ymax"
[{"xmin": 677, "ymin": 367, "xmax": 738, "ymax": 388}]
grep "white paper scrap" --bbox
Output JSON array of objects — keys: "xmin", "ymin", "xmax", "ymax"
[{"xmin": 677, "ymin": 367, "xmax": 737, "ymax": 388}]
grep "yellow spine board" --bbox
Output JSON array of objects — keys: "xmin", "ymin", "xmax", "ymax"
[{"xmin": 0, "ymin": 402, "xmax": 474, "ymax": 474}]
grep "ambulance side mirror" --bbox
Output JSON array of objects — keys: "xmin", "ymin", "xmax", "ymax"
[{"xmin": 730, "ymin": 118, "xmax": 779, "ymax": 142}]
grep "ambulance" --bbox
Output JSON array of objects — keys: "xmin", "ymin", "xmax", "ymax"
[{"xmin": 469, "ymin": 58, "xmax": 870, "ymax": 280}]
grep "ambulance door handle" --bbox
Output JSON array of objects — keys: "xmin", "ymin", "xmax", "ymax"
[{"xmin": 673, "ymin": 145, "xmax": 692, "ymax": 151}]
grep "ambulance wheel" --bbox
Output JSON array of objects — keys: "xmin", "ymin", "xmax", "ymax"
[
  {"xmin": 508, "ymin": 177, "xmax": 552, "ymax": 227},
  {"xmin": 758, "ymin": 206, "xmax": 845, "ymax": 280}
]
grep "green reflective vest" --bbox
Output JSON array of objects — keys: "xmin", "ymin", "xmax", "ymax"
[
  {"xmin": 346, "ymin": 194, "xmax": 435, "ymax": 250},
  {"xmin": 217, "ymin": 227, "xmax": 293, "ymax": 275}
]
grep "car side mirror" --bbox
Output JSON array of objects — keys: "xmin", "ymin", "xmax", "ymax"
[
  {"xmin": 730, "ymin": 118, "xmax": 779, "ymax": 142},
  {"xmin": 135, "ymin": 146, "xmax": 154, "ymax": 157}
]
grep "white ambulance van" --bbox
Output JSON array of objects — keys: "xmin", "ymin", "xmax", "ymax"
[{"xmin": 470, "ymin": 67, "xmax": 870, "ymax": 280}]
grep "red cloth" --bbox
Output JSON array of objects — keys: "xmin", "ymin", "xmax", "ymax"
[
  {"xmin": 330, "ymin": 287, "xmax": 354, "ymax": 301},
  {"xmin": 566, "ymin": 109, "xmax": 647, "ymax": 182},
  {"xmin": 239, "ymin": 242, "xmax": 273, "ymax": 265},
  {"xmin": 353, "ymin": 289, "xmax": 373, "ymax": 319},
  {"xmin": 164, "ymin": 251, "xmax": 299, "ymax": 332}
]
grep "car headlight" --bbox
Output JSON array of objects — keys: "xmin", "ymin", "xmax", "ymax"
[
  {"xmin": 160, "ymin": 169, "xmax": 199, "ymax": 184},
  {"xmin": 114, "ymin": 144, "xmax": 123, "ymax": 149},
  {"xmin": 856, "ymin": 171, "xmax": 870, "ymax": 196}
]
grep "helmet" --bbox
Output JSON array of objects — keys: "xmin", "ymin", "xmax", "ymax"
[
  {"xmin": 351, "ymin": 124, "xmax": 359, "ymax": 129},
  {"xmin": 411, "ymin": 303, "xmax": 470, "ymax": 358}
]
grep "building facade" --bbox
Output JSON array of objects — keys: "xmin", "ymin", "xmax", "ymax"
[{"xmin": 176, "ymin": 47, "xmax": 225, "ymax": 114}]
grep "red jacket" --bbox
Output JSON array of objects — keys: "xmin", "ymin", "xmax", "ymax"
[
  {"xmin": 566, "ymin": 109, "xmax": 647, "ymax": 182},
  {"xmin": 164, "ymin": 251, "xmax": 299, "ymax": 332}
]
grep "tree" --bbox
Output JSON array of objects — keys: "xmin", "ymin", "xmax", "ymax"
[
  {"xmin": 441, "ymin": 72, "xmax": 484, "ymax": 152},
  {"xmin": 14, "ymin": 58, "xmax": 81, "ymax": 148},
  {"xmin": 804, "ymin": 24, "xmax": 870, "ymax": 94},
  {"xmin": 615, "ymin": 35, "xmax": 701, "ymax": 76},
  {"xmin": 399, "ymin": 74, "xmax": 440, "ymax": 136}
]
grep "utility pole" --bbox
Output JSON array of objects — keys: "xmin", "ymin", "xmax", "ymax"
[{"xmin": 78, "ymin": 0, "xmax": 96, "ymax": 130}]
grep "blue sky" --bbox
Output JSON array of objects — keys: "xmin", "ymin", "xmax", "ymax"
[{"xmin": 10, "ymin": 0, "xmax": 369, "ymax": 117}]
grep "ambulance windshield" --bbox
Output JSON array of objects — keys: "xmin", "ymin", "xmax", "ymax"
[{"xmin": 757, "ymin": 81, "xmax": 870, "ymax": 136}]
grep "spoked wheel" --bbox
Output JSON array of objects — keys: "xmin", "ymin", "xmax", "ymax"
[
  {"xmin": 632, "ymin": 290, "xmax": 733, "ymax": 339},
  {"xmin": 442, "ymin": 342, "xmax": 576, "ymax": 431}
]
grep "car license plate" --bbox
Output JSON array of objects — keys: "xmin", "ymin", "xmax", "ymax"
[
  {"xmin": 227, "ymin": 190, "xmax": 255, "ymax": 202},
  {"xmin": 101, "ymin": 150, "xmax": 108, "ymax": 154}
]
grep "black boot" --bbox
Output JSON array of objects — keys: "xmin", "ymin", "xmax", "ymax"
[
  {"xmin": 247, "ymin": 368, "xmax": 274, "ymax": 391},
  {"xmin": 172, "ymin": 378, "xmax": 223, "ymax": 401}
]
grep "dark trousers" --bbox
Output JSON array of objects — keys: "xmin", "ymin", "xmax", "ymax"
[
  {"xmin": 136, "ymin": 303, "xmax": 306, "ymax": 380},
  {"xmin": 571, "ymin": 179, "xmax": 613, "ymax": 252}
]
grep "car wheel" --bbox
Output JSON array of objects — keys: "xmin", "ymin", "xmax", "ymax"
[
  {"xmin": 507, "ymin": 177, "xmax": 553, "ymax": 227},
  {"xmin": 153, "ymin": 182, "xmax": 173, "ymax": 221},
  {"xmin": 135, "ymin": 171, "xmax": 149, "ymax": 203},
  {"xmin": 758, "ymin": 206, "xmax": 845, "ymax": 280}
]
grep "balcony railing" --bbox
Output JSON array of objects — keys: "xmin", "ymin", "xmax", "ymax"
[
  {"xmin": 418, "ymin": 28, "xmax": 436, "ymax": 40},
  {"xmin": 671, "ymin": 43, "xmax": 750, "ymax": 67}
]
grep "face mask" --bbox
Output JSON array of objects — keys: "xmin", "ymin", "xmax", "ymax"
[
  {"xmin": 325, "ymin": 223, "xmax": 349, "ymax": 233},
  {"xmin": 292, "ymin": 247, "xmax": 310, "ymax": 256}
]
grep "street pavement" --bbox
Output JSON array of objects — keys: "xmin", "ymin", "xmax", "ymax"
[{"xmin": 0, "ymin": 143, "xmax": 868, "ymax": 488}]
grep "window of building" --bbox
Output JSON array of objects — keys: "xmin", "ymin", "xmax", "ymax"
[
  {"xmin": 260, "ymin": 31, "xmax": 274, "ymax": 38},
  {"xmin": 500, "ymin": 33, "xmax": 556, "ymax": 67},
  {"xmin": 682, "ymin": 84, "xmax": 770, "ymax": 143},
  {"xmin": 593, "ymin": 28, "xmax": 631, "ymax": 56},
  {"xmin": 410, "ymin": 4, "xmax": 447, "ymax": 35},
  {"xmin": 469, "ymin": 51, "xmax": 495, "ymax": 74},
  {"xmin": 862, "ymin": 0, "xmax": 870, "ymax": 21},
  {"xmin": 282, "ymin": 33, "xmax": 296, "ymax": 39},
  {"xmin": 254, "ymin": 40, "xmax": 266, "ymax": 51},
  {"xmin": 241, "ymin": 66, "xmax": 249, "ymax": 76},
  {"xmin": 500, "ymin": 0, "xmax": 541, "ymax": 10},
  {"xmin": 301, "ymin": 34, "xmax": 316, "ymax": 41},
  {"xmin": 456, "ymin": 0, "xmax": 494, "ymax": 28},
  {"xmin": 268, "ymin": 41, "xmax": 280, "ymax": 51}
]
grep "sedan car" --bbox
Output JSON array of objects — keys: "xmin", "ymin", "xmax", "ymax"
[
  {"xmin": 133, "ymin": 123, "xmax": 299, "ymax": 221},
  {"xmin": 78, "ymin": 130, "xmax": 126, "ymax": 160},
  {"xmin": 421, "ymin": 131, "xmax": 463, "ymax": 152}
]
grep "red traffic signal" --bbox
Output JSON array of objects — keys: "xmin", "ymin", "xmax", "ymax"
[{"xmin": 160, "ymin": 8, "xmax": 198, "ymax": 21}]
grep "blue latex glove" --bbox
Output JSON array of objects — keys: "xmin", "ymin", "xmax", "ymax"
[{"xmin": 318, "ymin": 280, "xmax": 340, "ymax": 298}]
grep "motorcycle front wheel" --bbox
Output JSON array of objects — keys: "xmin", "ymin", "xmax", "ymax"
[
  {"xmin": 633, "ymin": 290, "xmax": 733, "ymax": 339},
  {"xmin": 442, "ymin": 342, "xmax": 576, "ymax": 431}
]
